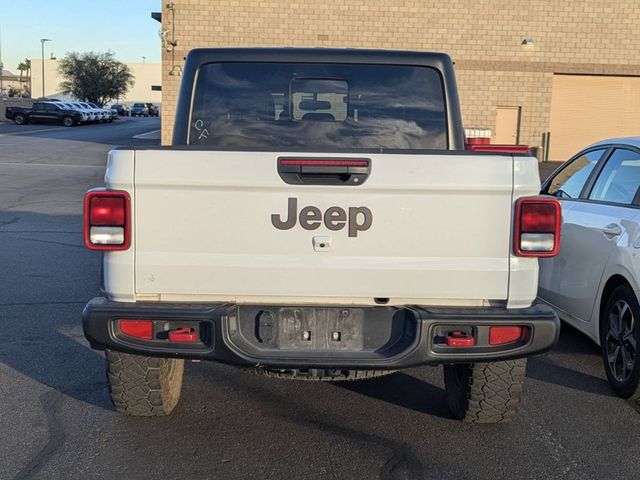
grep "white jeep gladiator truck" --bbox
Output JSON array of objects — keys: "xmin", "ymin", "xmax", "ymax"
[{"xmin": 82, "ymin": 48, "xmax": 561, "ymax": 423}]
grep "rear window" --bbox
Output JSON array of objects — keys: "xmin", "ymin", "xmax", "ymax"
[{"xmin": 189, "ymin": 62, "xmax": 447, "ymax": 151}]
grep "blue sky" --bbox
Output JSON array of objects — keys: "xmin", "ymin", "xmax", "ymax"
[{"xmin": 1, "ymin": 0, "xmax": 160, "ymax": 73}]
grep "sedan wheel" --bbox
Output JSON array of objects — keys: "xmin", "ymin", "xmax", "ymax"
[{"xmin": 601, "ymin": 284, "xmax": 640, "ymax": 399}]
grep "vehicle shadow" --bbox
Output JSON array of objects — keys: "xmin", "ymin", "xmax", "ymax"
[
  {"xmin": 0, "ymin": 210, "xmax": 113, "ymax": 411},
  {"xmin": 338, "ymin": 321, "xmax": 617, "ymax": 416},
  {"xmin": 527, "ymin": 322, "xmax": 615, "ymax": 397},
  {"xmin": 336, "ymin": 371, "xmax": 452, "ymax": 418}
]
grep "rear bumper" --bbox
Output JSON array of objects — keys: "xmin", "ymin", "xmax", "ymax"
[{"xmin": 82, "ymin": 298, "xmax": 559, "ymax": 369}]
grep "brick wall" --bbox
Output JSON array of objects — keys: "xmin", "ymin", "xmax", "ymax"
[{"xmin": 160, "ymin": 0, "xmax": 640, "ymax": 147}]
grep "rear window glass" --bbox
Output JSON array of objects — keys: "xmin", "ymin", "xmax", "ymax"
[{"xmin": 189, "ymin": 62, "xmax": 447, "ymax": 151}]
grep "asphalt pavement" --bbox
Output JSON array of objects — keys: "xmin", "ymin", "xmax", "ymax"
[{"xmin": 0, "ymin": 120, "xmax": 638, "ymax": 480}]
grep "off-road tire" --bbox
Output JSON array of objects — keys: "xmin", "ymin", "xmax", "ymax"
[
  {"xmin": 106, "ymin": 351, "xmax": 184, "ymax": 416},
  {"xmin": 14, "ymin": 113, "xmax": 26, "ymax": 125},
  {"xmin": 600, "ymin": 284, "xmax": 640, "ymax": 400},
  {"xmin": 444, "ymin": 359, "xmax": 527, "ymax": 423},
  {"xmin": 62, "ymin": 116, "xmax": 74, "ymax": 127},
  {"xmin": 249, "ymin": 367, "xmax": 394, "ymax": 381}
]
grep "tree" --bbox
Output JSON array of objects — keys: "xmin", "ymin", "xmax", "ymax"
[
  {"xmin": 17, "ymin": 61, "xmax": 27, "ymax": 83},
  {"xmin": 17, "ymin": 60, "xmax": 31, "ymax": 97},
  {"xmin": 58, "ymin": 51, "xmax": 134, "ymax": 106}
]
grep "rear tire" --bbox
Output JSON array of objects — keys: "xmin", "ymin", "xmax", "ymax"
[
  {"xmin": 106, "ymin": 351, "xmax": 184, "ymax": 416},
  {"xmin": 14, "ymin": 113, "xmax": 26, "ymax": 125},
  {"xmin": 600, "ymin": 284, "xmax": 640, "ymax": 400},
  {"xmin": 444, "ymin": 359, "xmax": 527, "ymax": 423}
]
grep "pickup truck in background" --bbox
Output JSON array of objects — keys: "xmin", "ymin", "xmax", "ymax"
[
  {"xmin": 82, "ymin": 48, "xmax": 561, "ymax": 423},
  {"xmin": 5, "ymin": 101, "xmax": 84, "ymax": 127}
]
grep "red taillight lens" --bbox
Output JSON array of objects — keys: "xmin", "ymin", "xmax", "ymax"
[
  {"xmin": 489, "ymin": 326, "xmax": 524, "ymax": 345},
  {"xmin": 89, "ymin": 196, "xmax": 125, "ymax": 225},
  {"xmin": 119, "ymin": 319, "xmax": 153, "ymax": 340},
  {"xmin": 279, "ymin": 158, "xmax": 369, "ymax": 167},
  {"xmin": 520, "ymin": 203, "xmax": 557, "ymax": 233},
  {"xmin": 514, "ymin": 197, "xmax": 561, "ymax": 257},
  {"xmin": 83, "ymin": 189, "xmax": 130, "ymax": 251},
  {"xmin": 464, "ymin": 144, "xmax": 530, "ymax": 154}
]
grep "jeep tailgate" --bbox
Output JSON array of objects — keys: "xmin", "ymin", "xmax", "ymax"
[{"xmin": 130, "ymin": 149, "xmax": 515, "ymax": 305}]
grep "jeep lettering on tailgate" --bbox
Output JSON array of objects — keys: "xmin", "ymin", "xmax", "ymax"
[{"xmin": 271, "ymin": 197, "xmax": 373, "ymax": 237}]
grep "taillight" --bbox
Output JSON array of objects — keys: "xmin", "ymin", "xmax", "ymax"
[
  {"xmin": 84, "ymin": 189, "xmax": 130, "ymax": 250},
  {"xmin": 514, "ymin": 197, "xmax": 561, "ymax": 257},
  {"xmin": 279, "ymin": 158, "xmax": 369, "ymax": 167},
  {"xmin": 465, "ymin": 144, "xmax": 531, "ymax": 154}
]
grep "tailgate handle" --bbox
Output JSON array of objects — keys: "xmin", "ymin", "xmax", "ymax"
[{"xmin": 277, "ymin": 157, "xmax": 370, "ymax": 186}]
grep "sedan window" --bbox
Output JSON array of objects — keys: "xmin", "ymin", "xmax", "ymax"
[
  {"xmin": 547, "ymin": 149, "xmax": 604, "ymax": 199},
  {"xmin": 589, "ymin": 149, "xmax": 640, "ymax": 205}
]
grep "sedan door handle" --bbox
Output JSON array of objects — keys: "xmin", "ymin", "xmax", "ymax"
[{"xmin": 602, "ymin": 223, "xmax": 622, "ymax": 238}]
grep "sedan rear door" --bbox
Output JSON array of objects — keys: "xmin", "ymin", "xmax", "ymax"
[{"xmin": 540, "ymin": 146, "xmax": 640, "ymax": 323}]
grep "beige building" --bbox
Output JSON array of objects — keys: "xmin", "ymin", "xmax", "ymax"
[
  {"xmin": 156, "ymin": 1, "xmax": 640, "ymax": 159},
  {"xmin": 30, "ymin": 59, "xmax": 162, "ymax": 105}
]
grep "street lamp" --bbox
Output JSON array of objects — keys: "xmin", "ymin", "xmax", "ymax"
[
  {"xmin": 0, "ymin": 24, "xmax": 4, "ymax": 95},
  {"xmin": 40, "ymin": 38, "xmax": 51, "ymax": 98}
]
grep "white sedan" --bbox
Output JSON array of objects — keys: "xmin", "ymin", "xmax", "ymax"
[{"xmin": 538, "ymin": 137, "xmax": 640, "ymax": 400}]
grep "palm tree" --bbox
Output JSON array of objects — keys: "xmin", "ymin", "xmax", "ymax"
[
  {"xmin": 17, "ymin": 60, "xmax": 30, "ymax": 97},
  {"xmin": 17, "ymin": 61, "xmax": 26, "ymax": 83},
  {"xmin": 24, "ymin": 59, "xmax": 31, "ymax": 98}
]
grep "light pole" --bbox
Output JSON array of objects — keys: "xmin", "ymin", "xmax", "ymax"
[
  {"xmin": 40, "ymin": 38, "xmax": 51, "ymax": 98},
  {"xmin": 0, "ymin": 25, "xmax": 4, "ymax": 95}
]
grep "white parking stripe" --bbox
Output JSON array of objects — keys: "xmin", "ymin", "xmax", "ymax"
[
  {"xmin": 133, "ymin": 129, "xmax": 161, "ymax": 139},
  {"xmin": 0, "ymin": 162, "xmax": 103, "ymax": 168},
  {"xmin": 0, "ymin": 126, "xmax": 68, "ymax": 136}
]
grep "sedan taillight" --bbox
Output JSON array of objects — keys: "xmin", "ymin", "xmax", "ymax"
[
  {"xmin": 83, "ymin": 189, "xmax": 130, "ymax": 250},
  {"xmin": 514, "ymin": 197, "xmax": 561, "ymax": 257}
]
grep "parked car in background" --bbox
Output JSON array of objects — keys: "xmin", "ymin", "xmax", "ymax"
[
  {"xmin": 131, "ymin": 103, "xmax": 149, "ymax": 117},
  {"xmin": 145, "ymin": 103, "xmax": 159, "ymax": 116},
  {"xmin": 5, "ymin": 101, "xmax": 83, "ymax": 127},
  {"xmin": 70, "ymin": 102, "xmax": 97, "ymax": 122},
  {"xmin": 88, "ymin": 102, "xmax": 114, "ymax": 122},
  {"xmin": 111, "ymin": 104, "xmax": 130, "ymax": 116},
  {"xmin": 538, "ymin": 138, "xmax": 640, "ymax": 401},
  {"xmin": 80, "ymin": 102, "xmax": 107, "ymax": 122},
  {"xmin": 59, "ymin": 102, "xmax": 90, "ymax": 123},
  {"xmin": 108, "ymin": 105, "xmax": 119, "ymax": 118}
]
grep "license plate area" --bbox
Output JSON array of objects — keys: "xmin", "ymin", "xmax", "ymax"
[{"xmin": 225, "ymin": 306, "xmax": 417, "ymax": 358}]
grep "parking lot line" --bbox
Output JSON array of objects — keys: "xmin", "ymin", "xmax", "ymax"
[
  {"xmin": 0, "ymin": 126, "xmax": 69, "ymax": 136},
  {"xmin": 0, "ymin": 162, "xmax": 104, "ymax": 168},
  {"xmin": 133, "ymin": 129, "xmax": 161, "ymax": 139}
]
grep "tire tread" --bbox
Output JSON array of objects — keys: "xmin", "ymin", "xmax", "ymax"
[
  {"xmin": 444, "ymin": 359, "xmax": 526, "ymax": 424},
  {"xmin": 106, "ymin": 351, "xmax": 184, "ymax": 416}
]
